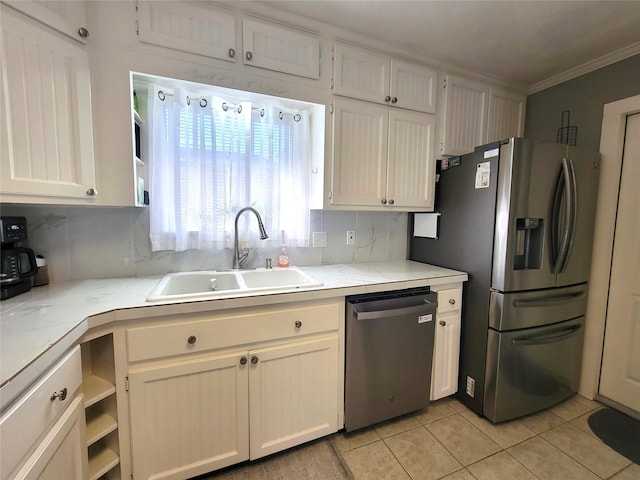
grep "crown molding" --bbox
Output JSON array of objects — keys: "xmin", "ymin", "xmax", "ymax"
[{"xmin": 529, "ymin": 42, "xmax": 640, "ymax": 94}]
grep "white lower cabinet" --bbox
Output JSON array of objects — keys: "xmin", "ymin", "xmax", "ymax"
[
  {"xmin": 126, "ymin": 300, "xmax": 343, "ymax": 480},
  {"xmin": 13, "ymin": 396, "xmax": 87, "ymax": 480},
  {"xmin": 430, "ymin": 284, "xmax": 463, "ymax": 401}
]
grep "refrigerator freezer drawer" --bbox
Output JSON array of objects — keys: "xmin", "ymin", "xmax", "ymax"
[
  {"xmin": 489, "ymin": 284, "xmax": 588, "ymax": 331},
  {"xmin": 483, "ymin": 317, "xmax": 584, "ymax": 423}
]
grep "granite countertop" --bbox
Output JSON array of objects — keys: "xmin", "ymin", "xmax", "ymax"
[{"xmin": 0, "ymin": 260, "xmax": 467, "ymax": 410}]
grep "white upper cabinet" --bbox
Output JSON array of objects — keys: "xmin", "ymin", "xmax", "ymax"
[
  {"xmin": 3, "ymin": 0, "xmax": 89, "ymax": 43},
  {"xmin": 441, "ymin": 74, "xmax": 526, "ymax": 156},
  {"xmin": 486, "ymin": 87, "xmax": 526, "ymax": 143},
  {"xmin": 331, "ymin": 97, "xmax": 435, "ymax": 210},
  {"xmin": 136, "ymin": 2, "xmax": 320, "ymax": 79},
  {"xmin": 242, "ymin": 18, "xmax": 320, "ymax": 79},
  {"xmin": 440, "ymin": 74, "xmax": 489, "ymax": 157},
  {"xmin": 137, "ymin": 1, "xmax": 237, "ymax": 62},
  {"xmin": 333, "ymin": 43, "xmax": 437, "ymax": 113},
  {"xmin": 0, "ymin": 5, "xmax": 97, "ymax": 203}
]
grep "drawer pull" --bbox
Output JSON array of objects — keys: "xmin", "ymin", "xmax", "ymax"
[
  {"xmin": 50, "ymin": 387, "xmax": 68, "ymax": 402},
  {"xmin": 187, "ymin": 335, "xmax": 197, "ymax": 345},
  {"xmin": 295, "ymin": 320, "xmax": 302, "ymax": 328},
  {"xmin": 251, "ymin": 355, "xmax": 259, "ymax": 365},
  {"xmin": 439, "ymin": 320, "xmax": 446, "ymax": 326},
  {"xmin": 449, "ymin": 298, "xmax": 456, "ymax": 305},
  {"xmin": 240, "ymin": 356, "xmax": 248, "ymax": 365}
]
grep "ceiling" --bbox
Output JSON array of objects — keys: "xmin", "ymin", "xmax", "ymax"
[{"xmin": 253, "ymin": 0, "xmax": 640, "ymax": 92}]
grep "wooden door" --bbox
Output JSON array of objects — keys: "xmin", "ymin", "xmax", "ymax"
[
  {"xmin": 249, "ymin": 336, "xmax": 339, "ymax": 460},
  {"xmin": 0, "ymin": 6, "xmax": 96, "ymax": 201},
  {"xmin": 440, "ymin": 75, "xmax": 488, "ymax": 156},
  {"xmin": 430, "ymin": 312, "xmax": 461, "ymax": 401},
  {"xmin": 331, "ymin": 98, "xmax": 388, "ymax": 206},
  {"xmin": 386, "ymin": 109, "xmax": 436, "ymax": 209},
  {"xmin": 15, "ymin": 396, "xmax": 87, "ymax": 480},
  {"xmin": 389, "ymin": 59, "xmax": 438, "ymax": 113},
  {"xmin": 598, "ymin": 112, "xmax": 640, "ymax": 413},
  {"xmin": 128, "ymin": 352, "xmax": 249, "ymax": 480}
]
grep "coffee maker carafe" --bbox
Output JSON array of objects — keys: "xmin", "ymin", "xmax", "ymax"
[{"xmin": 1, "ymin": 216, "xmax": 38, "ymax": 300}]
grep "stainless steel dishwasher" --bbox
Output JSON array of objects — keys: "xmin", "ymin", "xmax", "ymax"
[{"xmin": 344, "ymin": 288, "xmax": 437, "ymax": 431}]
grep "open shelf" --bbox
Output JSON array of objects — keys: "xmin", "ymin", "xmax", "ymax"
[
  {"xmin": 86, "ymin": 412, "xmax": 118, "ymax": 447},
  {"xmin": 82, "ymin": 375, "xmax": 116, "ymax": 408},
  {"xmin": 88, "ymin": 447, "xmax": 120, "ymax": 480}
]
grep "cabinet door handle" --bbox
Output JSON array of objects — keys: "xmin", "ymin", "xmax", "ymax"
[
  {"xmin": 228, "ymin": 48, "xmax": 236, "ymax": 58},
  {"xmin": 295, "ymin": 320, "xmax": 302, "ymax": 328},
  {"xmin": 77, "ymin": 27, "xmax": 89, "ymax": 38},
  {"xmin": 384, "ymin": 95, "xmax": 391, "ymax": 103},
  {"xmin": 187, "ymin": 335, "xmax": 197, "ymax": 345},
  {"xmin": 388, "ymin": 199, "xmax": 395, "ymax": 205},
  {"xmin": 381, "ymin": 198, "xmax": 387, "ymax": 204},
  {"xmin": 86, "ymin": 188, "xmax": 97, "ymax": 197},
  {"xmin": 391, "ymin": 97, "xmax": 398, "ymax": 104},
  {"xmin": 50, "ymin": 387, "xmax": 68, "ymax": 402},
  {"xmin": 240, "ymin": 356, "xmax": 248, "ymax": 365},
  {"xmin": 245, "ymin": 51, "xmax": 253, "ymax": 61},
  {"xmin": 251, "ymin": 355, "xmax": 259, "ymax": 364},
  {"xmin": 439, "ymin": 320, "xmax": 447, "ymax": 326},
  {"xmin": 449, "ymin": 298, "xmax": 456, "ymax": 305}
]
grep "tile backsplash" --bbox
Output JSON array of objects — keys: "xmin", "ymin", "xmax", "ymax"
[{"xmin": 0, "ymin": 205, "xmax": 408, "ymax": 283}]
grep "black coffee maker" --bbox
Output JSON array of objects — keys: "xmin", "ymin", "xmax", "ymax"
[{"xmin": 1, "ymin": 216, "xmax": 38, "ymax": 300}]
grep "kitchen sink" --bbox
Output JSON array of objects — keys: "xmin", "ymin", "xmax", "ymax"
[{"xmin": 146, "ymin": 267, "xmax": 323, "ymax": 302}]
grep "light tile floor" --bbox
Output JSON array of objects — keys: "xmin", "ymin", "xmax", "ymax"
[{"xmin": 333, "ymin": 395, "xmax": 639, "ymax": 480}]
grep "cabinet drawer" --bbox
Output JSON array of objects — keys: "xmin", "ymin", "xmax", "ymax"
[
  {"xmin": 0, "ymin": 346, "xmax": 82, "ymax": 479},
  {"xmin": 127, "ymin": 301, "xmax": 341, "ymax": 363},
  {"xmin": 437, "ymin": 288, "xmax": 462, "ymax": 314}
]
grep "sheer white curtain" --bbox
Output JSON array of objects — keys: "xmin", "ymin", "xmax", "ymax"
[{"xmin": 148, "ymin": 85, "xmax": 311, "ymax": 252}]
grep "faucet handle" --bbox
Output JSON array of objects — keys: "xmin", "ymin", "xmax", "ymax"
[{"xmin": 265, "ymin": 258, "xmax": 272, "ymax": 269}]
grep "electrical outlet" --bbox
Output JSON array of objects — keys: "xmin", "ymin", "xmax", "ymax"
[
  {"xmin": 312, "ymin": 231, "xmax": 327, "ymax": 248},
  {"xmin": 346, "ymin": 230, "xmax": 355, "ymax": 245},
  {"xmin": 466, "ymin": 376, "xmax": 475, "ymax": 397}
]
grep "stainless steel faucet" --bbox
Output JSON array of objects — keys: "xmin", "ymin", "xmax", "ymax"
[{"xmin": 233, "ymin": 207, "xmax": 269, "ymax": 269}]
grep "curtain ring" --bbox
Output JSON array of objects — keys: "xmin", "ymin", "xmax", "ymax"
[
  {"xmin": 294, "ymin": 113, "xmax": 301, "ymax": 122},
  {"xmin": 260, "ymin": 108, "xmax": 265, "ymax": 117},
  {"xmin": 200, "ymin": 98, "xmax": 207, "ymax": 108},
  {"xmin": 279, "ymin": 111, "xmax": 284, "ymax": 120},
  {"xmin": 222, "ymin": 102, "xmax": 229, "ymax": 112},
  {"xmin": 237, "ymin": 104, "xmax": 242, "ymax": 114},
  {"xmin": 158, "ymin": 90, "xmax": 166, "ymax": 101},
  {"xmin": 186, "ymin": 96, "xmax": 191, "ymax": 106}
]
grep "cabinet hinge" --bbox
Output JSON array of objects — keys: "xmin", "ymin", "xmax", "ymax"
[
  {"xmin": 330, "ymin": 77, "xmax": 334, "ymax": 90},
  {"xmin": 328, "ymin": 190, "xmax": 333, "ymax": 199},
  {"xmin": 125, "ymin": 376, "xmax": 130, "ymax": 392},
  {"xmin": 443, "ymin": 78, "xmax": 447, "ymax": 89}
]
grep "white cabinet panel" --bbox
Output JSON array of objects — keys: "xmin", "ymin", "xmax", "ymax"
[
  {"xmin": 137, "ymin": 1, "xmax": 237, "ymax": 62},
  {"xmin": 3, "ymin": 0, "xmax": 88, "ymax": 43},
  {"xmin": 0, "ymin": 6, "xmax": 96, "ymax": 202},
  {"xmin": 332, "ymin": 43, "xmax": 390, "ymax": 104},
  {"xmin": 128, "ymin": 352, "xmax": 250, "ymax": 480},
  {"xmin": 333, "ymin": 43, "xmax": 437, "ymax": 113},
  {"xmin": 331, "ymin": 97, "xmax": 435, "ymax": 210},
  {"xmin": 486, "ymin": 88, "xmax": 526, "ymax": 143},
  {"xmin": 243, "ymin": 18, "xmax": 320, "ymax": 79},
  {"xmin": 387, "ymin": 109, "xmax": 436, "ymax": 209},
  {"xmin": 13, "ymin": 396, "xmax": 87, "ymax": 480},
  {"xmin": 249, "ymin": 337, "xmax": 339, "ymax": 459},
  {"xmin": 390, "ymin": 59, "xmax": 437, "ymax": 113},
  {"xmin": 331, "ymin": 98, "xmax": 388, "ymax": 206},
  {"xmin": 440, "ymin": 75, "xmax": 488, "ymax": 156},
  {"xmin": 430, "ymin": 312, "xmax": 461, "ymax": 401}
]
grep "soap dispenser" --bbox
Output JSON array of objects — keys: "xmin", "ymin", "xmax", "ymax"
[{"xmin": 278, "ymin": 245, "xmax": 289, "ymax": 268}]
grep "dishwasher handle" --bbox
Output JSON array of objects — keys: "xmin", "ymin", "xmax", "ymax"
[{"xmin": 353, "ymin": 303, "xmax": 435, "ymax": 321}]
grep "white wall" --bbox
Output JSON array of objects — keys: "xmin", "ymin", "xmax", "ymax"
[{"xmin": 0, "ymin": 205, "xmax": 408, "ymax": 283}]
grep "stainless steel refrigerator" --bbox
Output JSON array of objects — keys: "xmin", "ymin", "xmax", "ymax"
[{"xmin": 409, "ymin": 137, "xmax": 600, "ymax": 423}]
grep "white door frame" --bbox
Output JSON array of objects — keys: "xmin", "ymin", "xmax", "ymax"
[{"xmin": 580, "ymin": 94, "xmax": 640, "ymax": 400}]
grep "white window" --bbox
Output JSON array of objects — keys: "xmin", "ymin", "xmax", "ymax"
[{"xmin": 147, "ymin": 84, "xmax": 314, "ymax": 252}]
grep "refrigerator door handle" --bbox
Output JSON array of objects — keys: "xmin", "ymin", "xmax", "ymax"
[
  {"xmin": 512, "ymin": 290, "xmax": 586, "ymax": 308},
  {"xmin": 511, "ymin": 324, "xmax": 582, "ymax": 346},
  {"xmin": 551, "ymin": 158, "xmax": 575, "ymax": 274},
  {"xmin": 558, "ymin": 159, "xmax": 578, "ymax": 273}
]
